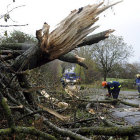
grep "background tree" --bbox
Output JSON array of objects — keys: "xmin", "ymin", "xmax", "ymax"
[
  {"xmin": 28, "ymin": 60, "xmax": 62, "ymax": 91},
  {"xmin": 60, "ymin": 61, "xmax": 74, "ymax": 74},
  {"xmin": 108, "ymin": 62, "xmax": 140, "ymax": 79},
  {"xmin": 1, "ymin": 30, "xmax": 37, "ymax": 44},
  {"xmin": 92, "ymin": 35, "xmax": 133, "ymax": 81},
  {"xmin": 74, "ymin": 46, "xmax": 101, "ymax": 84}
]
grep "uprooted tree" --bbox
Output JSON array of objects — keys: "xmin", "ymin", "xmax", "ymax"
[{"xmin": 1, "ymin": 1, "xmax": 140, "ymax": 140}]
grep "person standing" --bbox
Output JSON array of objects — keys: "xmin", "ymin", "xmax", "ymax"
[
  {"xmin": 135, "ymin": 74, "xmax": 140, "ymax": 98},
  {"xmin": 102, "ymin": 81, "xmax": 121, "ymax": 99}
]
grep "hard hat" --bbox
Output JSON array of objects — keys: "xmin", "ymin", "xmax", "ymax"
[
  {"xmin": 136, "ymin": 74, "xmax": 140, "ymax": 78},
  {"xmin": 102, "ymin": 81, "xmax": 107, "ymax": 87}
]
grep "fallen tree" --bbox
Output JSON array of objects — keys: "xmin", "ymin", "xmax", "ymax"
[
  {"xmin": 0, "ymin": 29, "xmax": 114, "ymax": 70},
  {"xmin": 2, "ymin": 1, "xmax": 137, "ymax": 139}
]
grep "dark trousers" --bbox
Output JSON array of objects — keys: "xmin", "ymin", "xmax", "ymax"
[
  {"xmin": 138, "ymin": 86, "xmax": 140, "ymax": 94},
  {"xmin": 111, "ymin": 88, "xmax": 120, "ymax": 99}
]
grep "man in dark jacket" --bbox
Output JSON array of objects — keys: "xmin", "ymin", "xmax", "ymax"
[{"xmin": 102, "ymin": 81, "xmax": 121, "ymax": 99}]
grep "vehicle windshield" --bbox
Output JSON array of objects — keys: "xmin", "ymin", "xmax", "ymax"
[
  {"xmin": 69, "ymin": 73, "xmax": 76, "ymax": 77},
  {"xmin": 64, "ymin": 73, "xmax": 76, "ymax": 78}
]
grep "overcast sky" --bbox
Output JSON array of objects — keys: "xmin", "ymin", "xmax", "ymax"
[{"xmin": 0, "ymin": 0, "xmax": 140, "ymax": 63}]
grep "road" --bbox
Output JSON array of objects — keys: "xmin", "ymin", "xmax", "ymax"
[
  {"xmin": 112, "ymin": 90, "xmax": 140, "ymax": 125},
  {"xmin": 83, "ymin": 88, "xmax": 140, "ymax": 125}
]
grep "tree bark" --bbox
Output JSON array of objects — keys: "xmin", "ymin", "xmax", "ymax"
[
  {"xmin": 76, "ymin": 99, "xmax": 139, "ymax": 109},
  {"xmin": 77, "ymin": 29, "xmax": 114, "ymax": 47},
  {"xmin": 17, "ymin": 73, "xmax": 36, "ymax": 105},
  {"xmin": 0, "ymin": 29, "xmax": 115, "ymax": 72},
  {"xmin": 72, "ymin": 126, "xmax": 140, "ymax": 136},
  {"xmin": 0, "ymin": 127, "xmax": 56, "ymax": 140},
  {"xmin": 0, "ymin": 29, "xmax": 114, "ymax": 51},
  {"xmin": 0, "ymin": 43, "xmax": 34, "ymax": 50},
  {"xmin": 119, "ymin": 99, "xmax": 139, "ymax": 108}
]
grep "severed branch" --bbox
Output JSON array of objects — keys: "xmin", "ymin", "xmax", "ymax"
[
  {"xmin": 0, "ymin": 93, "xmax": 15, "ymax": 128},
  {"xmin": 75, "ymin": 98, "xmax": 139, "ymax": 109},
  {"xmin": 0, "ymin": 126, "xmax": 56, "ymax": 140},
  {"xmin": 16, "ymin": 110, "xmax": 49, "ymax": 121},
  {"xmin": 17, "ymin": 74, "xmax": 36, "ymax": 105},
  {"xmin": 9, "ymin": 105, "xmax": 23, "ymax": 109},
  {"xmin": 0, "ymin": 54, "xmax": 19, "ymax": 61},
  {"xmin": 59, "ymin": 53, "xmax": 88, "ymax": 69},
  {"xmin": 0, "ymin": 43, "xmax": 35, "ymax": 50},
  {"xmin": 38, "ymin": 104, "xmax": 70, "ymax": 121},
  {"xmin": 62, "ymin": 117, "xmax": 97, "ymax": 127},
  {"xmin": 22, "ymin": 105, "xmax": 91, "ymax": 140},
  {"xmin": 0, "ymin": 24, "xmax": 28, "ymax": 27},
  {"xmin": 72, "ymin": 126, "xmax": 140, "ymax": 136},
  {"xmin": 77, "ymin": 29, "xmax": 115, "ymax": 47},
  {"xmin": 118, "ymin": 99, "xmax": 140, "ymax": 108},
  {"xmin": 0, "ymin": 50, "xmax": 24, "ymax": 55},
  {"xmin": 0, "ymin": 5, "xmax": 25, "ymax": 19},
  {"xmin": 5, "ymin": 93, "xmax": 91, "ymax": 140},
  {"xmin": 43, "ymin": 119, "xmax": 91, "ymax": 140}
]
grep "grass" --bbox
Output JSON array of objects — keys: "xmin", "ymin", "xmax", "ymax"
[
  {"xmin": 80, "ymin": 78, "xmax": 137, "ymax": 90},
  {"xmin": 106, "ymin": 78, "xmax": 134, "ymax": 83},
  {"xmin": 121, "ymin": 88, "xmax": 137, "ymax": 91}
]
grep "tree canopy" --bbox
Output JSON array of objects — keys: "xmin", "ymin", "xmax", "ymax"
[{"xmin": 92, "ymin": 35, "xmax": 133, "ymax": 80}]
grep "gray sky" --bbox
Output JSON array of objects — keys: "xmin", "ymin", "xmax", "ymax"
[{"xmin": 0, "ymin": 0, "xmax": 140, "ymax": 63}]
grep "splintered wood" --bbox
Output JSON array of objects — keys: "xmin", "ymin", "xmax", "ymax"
[
  {"xmin": 65, "ymin": 85, "xmax": 79, "ymax": 99},
  {"xmin": 38, "ymin": 104, "xmax": 70, "ymax": 121},
  {"xmin": 37, "ymin": 1, "xmax": 122, "ymax": 60},
  {"xmin": 40, "ymin": 90, "xmax": 69, "ymax": 109}
]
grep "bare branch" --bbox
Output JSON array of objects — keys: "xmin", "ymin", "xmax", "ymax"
[
  {"xmin": 0, "ymin": 24, "xmax": 28, "ymax": 27},
  {"xmin": 0, "ymin": 5, "xmax": 26, "ymax": 20}
]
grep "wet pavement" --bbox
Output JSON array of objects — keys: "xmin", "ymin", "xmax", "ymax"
[
  {"xmin": 112, "ymin": 90, "xmax": 140, "ymax": 125},
  {"xmin": 85, "ymin": 88, "xmax": 140, "ymax": 125},
  {"xmin": 81, "ymin": 88, "xmax": 140, "ymax": 139}
]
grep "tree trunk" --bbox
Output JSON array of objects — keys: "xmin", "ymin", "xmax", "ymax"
[
  {"xmin": 72, "ymin": 126, "xmax": 140, "ymax": 136},
  {"xmin": 17, "ymin": 74, "xmax": 36, "ymax": 105},
  {"xmin": 103, "ymin": 72, "xmax": 107, "ymax": 81},
  {"xmin": 4, "ymin": 1, "xmax": 120, "ymax": 72}
]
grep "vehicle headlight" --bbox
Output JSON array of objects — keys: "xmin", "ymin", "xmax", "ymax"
[
  {"xmin": 66, "ymin": 79, "xmax": 70, "ymax": 82},
  {"xmin": 73, "ymin": 80, "xmax": 76, "ymax": 82}
]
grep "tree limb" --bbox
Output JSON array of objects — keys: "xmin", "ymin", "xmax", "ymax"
[
  {"xmin": 0, "ymin": 24, "xmax": 28, "ymax": 27},
  {"xmin": 0, "ymin": 43, "xmax": 35, "ymax": 50},
  {"xmin": 23, "ymin": 106, "xmax": 91, "ymax": 140},
  {"xmin": 0, "ymin": 92, "xmax": 15, "ymax": 128},
  {"xmin": 0, "ymin": 126, "xmax": 56, "ymax": 140},
  {"xmin": 59, "ymin": 53, "xmax": 88, "ymax": 69},
  {"xmin": 17, "ymin": 73, "xmax": 36, "ymax": 105},
  {"xmin": 77, "ymin": 29, "xmax": 115, "ymax": 47},
  {"xmin": 72, "ymin": 126, "xmax": 140, "ymax": 136}
]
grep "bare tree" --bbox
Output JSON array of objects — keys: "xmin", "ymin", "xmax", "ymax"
[
  {"xmin": 75, "ymin": 46, "xmax": 101, "ymax": 83},
  {"xmin": 92, "ymin": 35, "xmax": 133, "ymax": 81}
]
